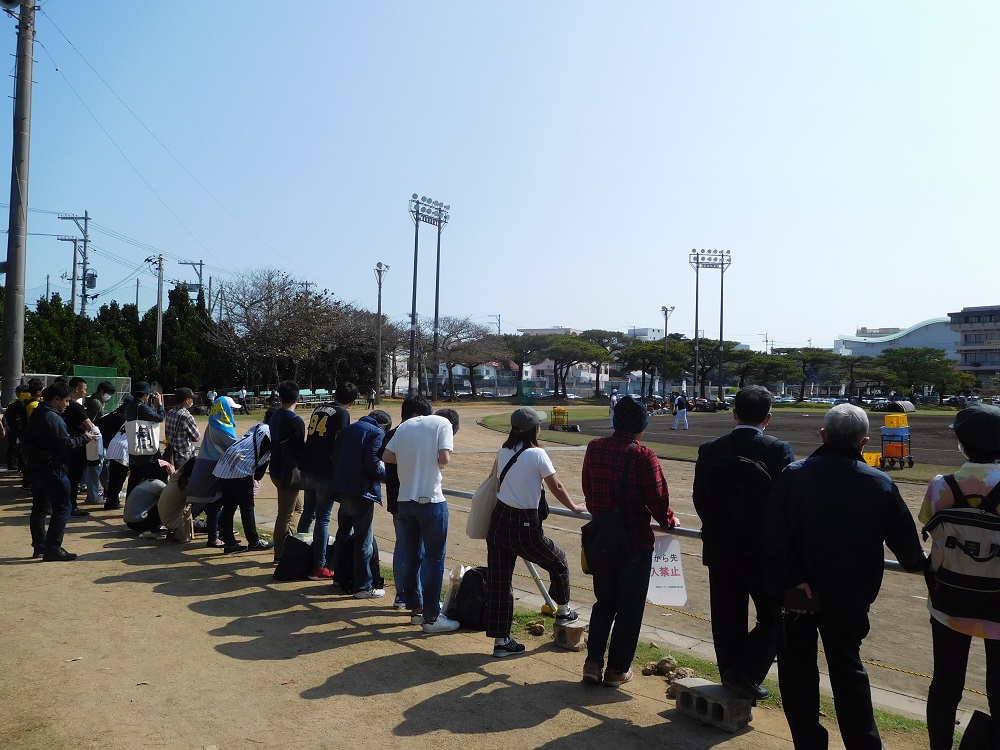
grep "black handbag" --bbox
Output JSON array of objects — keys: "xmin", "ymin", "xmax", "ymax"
[
  {"xmin": 538, "ymin": 488, "xmax": 550, "ymax": 521},
  {"xmin": 581, "ymin": 444, "xmax": 635, "ymax": 576}
]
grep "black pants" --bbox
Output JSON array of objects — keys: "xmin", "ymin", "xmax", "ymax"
[
  {"xmin": 126, "ymin": 456, "xmax": 161, "ymax": 498},
  {"xmin": 927, "ymin": 616, "xmax": 1000, "ymax": 750},
  {"xmin": 777, "ymin": 608, "xmax": 881, "ymax": 750},
  {"xmin": 27, "ymin": 467, "xmax": 72, "ymax": 551},
  {"xmin": 105, "ymin": 461, "xmax": 128, "ymax": 508},
  {"xmin": 708, "ymin": 563, "xmax": 778, "ymax": 684},
  {"xmin": 67, "ymin": 457, "xmax": 85, "ymax": 510},
  {"xmin": 587, "ymin": 546, "xmax": 653, "ymax": 673},
  {"xmin": 218, "ymin": 476, "xmax": 260, "ymax": 546}
]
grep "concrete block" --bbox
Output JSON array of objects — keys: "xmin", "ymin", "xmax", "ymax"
[
  {"xmin": 673, "ymin": 677, "xmax": 753, "ymax": 733},
  {"xmin": 552, "ymin": 621, "xmax": 587, "ymax": 651}
]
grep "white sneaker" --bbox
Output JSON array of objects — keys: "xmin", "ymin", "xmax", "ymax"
[
  {"xmin": 353, "ymin": 588, "xmax": 386, "ymax": 599},
  {"xmin": 422, "ymin": 614, "xmax": 460, "ymax": 633}
]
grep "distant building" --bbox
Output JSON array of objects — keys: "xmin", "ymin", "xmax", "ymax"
[
  {"xmin": 949, "ymin": 305, "xmax": 1000, "ymax": 380},
  {"xmin": 833, "ymin": 318, "xmax": 958, "ymax": 359},
  {"xmin": 625, "ymin": 327, "xmax": 665, "ymax": 342}
]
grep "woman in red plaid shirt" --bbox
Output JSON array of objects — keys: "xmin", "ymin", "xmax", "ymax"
[{"xmin": 581, "ymin": 395, "xmax": 676, "ymax": 688}]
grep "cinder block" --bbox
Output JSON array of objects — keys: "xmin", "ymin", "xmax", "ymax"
[
  {"xmin": 552, "ymin": 621, "xmax": 587, "ymax": 651},
  {"xmin": 673, "ymin": 677, "xmax": 753, "ymax": 733}
]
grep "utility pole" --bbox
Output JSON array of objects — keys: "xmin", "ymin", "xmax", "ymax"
[
  {"xmin": 57, "ymin": 236, "xmax": 78, "ymax": 312},
  {"xmin": 58, "ymin": 211, "xmax": 90, "ymax": 315},
  {"xmin": 1, "ymin": 1, "xmax": 35, "ymax": 404},
  {"xmin": 44, "ymin": 273, "xmax": 48, "ymax": 300},
  {"xmin": 151, "ymin": 255, "xmax": 164, "ymax": 368},
  {"xmin": 135, "ymin": 278, "xmax": 140, "ymax": 309},
  {"xmin": 178, "ymin": 259, "xmax": 204, "ymax": 295},
  {"xmin": 494, "ymin": 314, "xmax": 501, "ymax": 336},
  {"xmin": 374, "ymin": 262, "xmax": 389, "ymax": 404}
]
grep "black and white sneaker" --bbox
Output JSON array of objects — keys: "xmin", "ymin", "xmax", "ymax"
[
  {"xmin": 492, "ymin": 638, "xmax": 526, "ymax": 658},
  {"xmin": 555, "ymin": 609, "xmax": 579, "ymax": 626}
]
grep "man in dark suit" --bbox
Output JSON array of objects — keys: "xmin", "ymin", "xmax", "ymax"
[{"xmin": 693, "ymin": 385, "xmax": 795, "ymax": 700}]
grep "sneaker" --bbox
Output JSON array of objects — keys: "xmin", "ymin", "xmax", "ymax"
[
  {"xmin": 493, "ymin": 638, "xmax": 526, "ymax": 658},
  {"xmin": 393, "ymin": 595, "xmax": 407, "ymax": 610},
  {"xmin": 308, "ymin": 567, "xmax": 334, "ymax": 581},
  {"xmin": 42, "ymin": 547, "xmax": 77, "ymax": 562},
  {"xmin": 555, "ymin": 609, "xmax": 579, "ymax": 626},
  {"xmin": 69, "ymin": 508, "xmax": 90, "ymax": 517},
  {"xmin": 353, "ymin": 588, "xmax": 386, "ymax": 599},
  {"xmin": 410, "ymin": 612, "xmax": 424, "ymax": 625},
  {"xmin": 247, "ymin": 539, "xmax": 273, "ymax": 551},
  {"xmin": 603, "ymin": 667, "xmax": 633, "ymax": 688},
  {"xmin": 583, "ymin": 662, "xmax": 603, "ymax": 684},
  {"xmin": 422, "ymin": 614, "xmax": 460, "ymax": 634},
  {"xmin": 223, "ymin": 544, "xmax": 249, "ymax": 554}
]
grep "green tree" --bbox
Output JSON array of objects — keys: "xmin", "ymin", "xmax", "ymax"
[
  {"xmin": 876, "ymin": 347, "xmax": 958, "ymax": 400},
  {"xmin": 773, "ymin": 347, "xmax": 838, "ymax": 402},
  {"xmin": 541, "ymin": 334, "xmax": 607, "ymax": 396},
  {"xmin": 580, "ymin": 329, "xmax": 626, "ymax": 397}
]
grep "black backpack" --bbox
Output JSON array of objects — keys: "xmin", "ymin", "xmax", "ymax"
[
  {"xmin": 447, "ymin": 566, "xmax": 488, "ymax": 630},
  {"xmin": 922, "ymin": 475, "xmax": 1000, "ymax": 621},
  {"xmin": 332, "ymin": 535, "xmax": 385, "ymax": 594},
  {"xmin": 705, "ymin": 435, "xmax": 778, "ymax": 555},
  {"xmin": 5, "ymin": 399, "xmax": 27, "ymax": 434}
]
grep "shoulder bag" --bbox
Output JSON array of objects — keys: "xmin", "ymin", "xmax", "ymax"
[
  {"xmin": 581, "ymin": 444, "xmax": 635, "ymax": 576},
  {"xmin": 467, "ymin": 446, "xmax": 529, "ymax": 539}
]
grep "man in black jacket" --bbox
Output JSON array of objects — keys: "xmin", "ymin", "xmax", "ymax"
[
  {"xmin": 693, "ymin": 385, "xmax": 794, "ymax": 701},
  {"xmin": 763, "ymin": 403, "xmax": 925, "ymax": 750},
  {"xmin": 23, "ymin": 382, "xmax": 97, "ymax": 561}
]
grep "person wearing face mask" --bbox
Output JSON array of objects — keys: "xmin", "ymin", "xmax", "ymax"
[{"xmin": 85, "ymin": 381, "xmax": 117, "ymax": 422}]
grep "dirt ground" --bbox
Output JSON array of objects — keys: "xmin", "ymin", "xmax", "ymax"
[{"xmin": 0, "ymin": 403, "xmax": 960, "ymax": 750}]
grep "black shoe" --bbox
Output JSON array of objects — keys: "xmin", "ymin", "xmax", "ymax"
[
  {"xmin": 223, "ymin": 544, "xmax": 248, "ymax": 554},
  {"xmin": 31, "ymin": 547, "xmax": 44, "ymax": 559},
  {"xmin": 70, "ymin": 508, "xmax": 90, "ymax": 517},
  {"xmin": 247, "ymin": 539, "xmax": 273, "ymax": 551},
  {"xmin": 103, "ymin": 502, "xmax": 121, "ymax": 511},
  {"xmin": 42, "ymin": 547, "xmax": 77, "ymax": 562},
  {"xmin": 493, "ymin": 637, "xmax": 526, "ymax": 658},
  {"xmin": 555, "ymin": 609, "xmax": 579, "ymax": 626},
  {"xmin": 722, "ymin": 667, "xmax": 769, "ymax": 701}
]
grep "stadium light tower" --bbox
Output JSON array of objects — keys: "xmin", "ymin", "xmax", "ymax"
[
  {"xmin": 661, "ymin": 305, "xmax": 674, "ymax": 398},
  {"xmin": 689, "ymin": 249, "xmax": 731, "ymax": 399},
  {"xmin": 407, "ymin": 194, "xmax": 450, "ymax": 397}
]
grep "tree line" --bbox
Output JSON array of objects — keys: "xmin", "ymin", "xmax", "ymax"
[{"xmin": 0, "ymin": 268, "xmax": 980, "ymax": 401}]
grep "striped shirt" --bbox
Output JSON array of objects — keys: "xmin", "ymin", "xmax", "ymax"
[
  {"xmin": 106, "ymin": 430, "xmax": 130, "ymax": 466},
  {"xmin": 213, "ymin": 424, "xmax": 271, "ymax": 480}
]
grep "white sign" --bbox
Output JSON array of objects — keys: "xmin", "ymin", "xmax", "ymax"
[{"xmin": 646, "ymin": 535, "xmax": 687, "ymax": 606}]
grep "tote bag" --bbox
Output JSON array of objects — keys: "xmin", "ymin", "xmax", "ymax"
[
  {"xmin": 466, "ymin": 446, "xmax": 530, "ymax": 540},
  {"xmin": 126, "ymin": 420, "xmax": 161, "ymax": 456}
]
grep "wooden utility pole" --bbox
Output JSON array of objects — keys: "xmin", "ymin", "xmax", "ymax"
[{"xmin": 155, "ymin": 255, "xmax": 164, "ymax": 367}]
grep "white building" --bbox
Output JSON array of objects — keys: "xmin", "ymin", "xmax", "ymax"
[{"xmin": 833, "ymin": 319, "xmax": 958, "ymax": 359}]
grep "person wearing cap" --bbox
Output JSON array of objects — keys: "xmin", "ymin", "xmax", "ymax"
[
  {"xmin": 582, "ymin": 395, "xmax": 676, "ymax": 687},
  {"xmin": 763, "ymin": 404, "xmax": 925, "ymax": 750},
  {"xmin": 486, "ymin": 406, "xmax": 586, "ymax": 658},
  {"xmin": 125, "ymin": 381, "xmax": 166, "ymax": 497},
  {"xmin": 919, "ymin": 404, "xmax": 1000, "ymax": 750},
  {"xmin": 164, "ymin": 387, "xmax": 201, "ymax": 471}
]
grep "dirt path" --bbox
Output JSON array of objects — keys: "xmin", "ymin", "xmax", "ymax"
[{"xmin": 0, "ymin": 403, "xmax": 940, "ymax": 750}]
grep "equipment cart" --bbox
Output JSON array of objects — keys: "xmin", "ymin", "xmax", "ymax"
[
  {"xmin": 548, "ymin": 407, "xmax": 581, "ymax": 433},
  {"xmin": 880, "ymin": 414, "xmax": 913, "ymax": 468}
]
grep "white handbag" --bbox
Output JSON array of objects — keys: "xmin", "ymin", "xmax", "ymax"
[
  {"xmin": 466, "ymin": 458, "xmax": 500, "ymax": 540},
  {"xmin": 126, "ymin": 420, "xmax": 161, "ymax": 456}
]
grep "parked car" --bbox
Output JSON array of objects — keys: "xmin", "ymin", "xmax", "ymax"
[
  {"xmin": 565, "ymin": 393, "xmax": 584, "ymax": 400},
  {"xmin": 690, "ymin": 397, "xmax": 718, "ymax": 412},
  {"xmin": 945, "ymin": 395, "xmax": 967, "ymax": 407}
]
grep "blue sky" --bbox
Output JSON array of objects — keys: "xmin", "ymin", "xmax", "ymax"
[{"xmin": 3, "ymin": 1, "xmax": 998, "ymax": 352}]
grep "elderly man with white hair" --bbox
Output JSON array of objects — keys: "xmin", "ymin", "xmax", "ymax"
[{"xmin": 763, "ymin": 404, "xmax": 926, "ymax": 750}]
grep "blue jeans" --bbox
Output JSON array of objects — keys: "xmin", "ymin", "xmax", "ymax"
[
  {"xmin": 303, "ymin": 473, "xmax": 337, "ymax": 569},
  {"xmin": 587, "ymin": 546, "xmax": 653, "ymax": 672},
  {"xmin": 333, "ymin": 494, "xmax": 376, "ymax": 592},
  {"xmin": 392, "ymin": 513, "xmax": 423, "ymax": 604},
  {"xmin": 84, "ymin": 459, "xmax": 103, "ymax": 503},
  {"xmin": 397, "ymin": 501, "xmax": 449, "ymax": 619}
]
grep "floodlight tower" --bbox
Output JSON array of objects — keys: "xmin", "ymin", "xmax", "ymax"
[
  {"xmin": 407, "ymin": 194, "xmax": 450, "ymax": 397},
  {"xmin": 689, "ymin": 249, "xmax": 731, "ymax": 399}
]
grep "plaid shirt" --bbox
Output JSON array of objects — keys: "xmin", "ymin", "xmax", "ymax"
[
  {"xmin": 582, "ymin": 433, "xmax": 675, "ymax": 551},
  {"xmin": 164, "ymin": 405, "xmax": 201, "ymax": 464}
]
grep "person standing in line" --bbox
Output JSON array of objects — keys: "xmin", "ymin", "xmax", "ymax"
[
  {"xmin": 693, "ymin": 385, "xmax": 795, "ymax": 700},
  {"xmin": 186, "ymin": 396, "xmax": 240, "ymax": 548},
  {"xmin": 63, "ymin": 377, "xmax": 97, "ymax": 515},
  {"xmin": 267, "ymin": 380, "xmax": 306, "ymax": 563},
  {"xmin": 581, "ymin": 396, "xmax": 676, "ymax": 687},
  {"xmin": 97, "ymin": 396, "xmax": 131, "ymax": 510},
  {"xmin": 763, "ymin": 404, "xmax": 925, "ymax": 750},
  {"xmin": 486, "ymin": 407, "xmax": 586, "ymax": 658},
  {"xmin": 919, "ymin": 404, "xmax": 1000, "ymax": 750},
  {"xmin": 330, "ymin": 409, "xmax": 391, "ymax": 598},
  {"xmin": 22, "ymin": 382, "xmax": 97, "ymax": 561},
  {"xmin": 84, "ymin": 381, "xmax": 116, "ymax": 422},
  {"xmin": 213, "ymin": 414, "xmax": 274, "ymax": 554},
  {"xmin": 671, "ymin": 391, "xmax": 689, "ymax": 430},
  {"xmin": 83, "ymin": 381, "xmax": 116, "ymax": 506},
  {"xmin": 299, "ymin": 382, "xmax": 356, "ymax": 580},
  {"xmin": 124, "ymin": 381, "xmax": 166, "ymax": 497},
  {"xmin": 164, "ymin": 387, "xmax": 201, "ymax": 471},
  {"xmin": 383, "ymin": 395, "xmax": 460, "ymax": 633}
]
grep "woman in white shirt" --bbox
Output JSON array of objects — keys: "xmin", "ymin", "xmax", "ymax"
[{"xmin": 486, "ymin": 407, "xmax": 586, "ymax": 658}]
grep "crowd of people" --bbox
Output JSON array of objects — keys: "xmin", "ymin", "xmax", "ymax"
[{"xmin": 7, "ymin": 375, "xmax": 999, "ymax": 748}]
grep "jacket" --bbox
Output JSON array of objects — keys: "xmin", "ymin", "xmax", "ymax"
[
  {"xmin": 693, "ymin": 427, "xmax": 795, "ymax": 567},
  {"xmin": 763, "ymin": 441, "xmax": 926, "ymax": 612},
  {"xmin": 330, "ymin": 415, "xmax": 386, "ymax": 503},
  {"xmin": 21, "ymin": 401, "xmax": 90, "ymax": 473}
]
